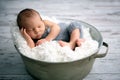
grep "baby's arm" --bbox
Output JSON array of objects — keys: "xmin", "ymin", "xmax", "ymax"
[
  {"xmin": 36, "ymin": 20, "xmax": 60, "ymax": 46},
  {"xmin": 20, "ymin": 28, "xmax": 35, "ymax": 48},
  {"xmin": 43, "ymin": 20, "xmax": 60, "ymax": 41}
]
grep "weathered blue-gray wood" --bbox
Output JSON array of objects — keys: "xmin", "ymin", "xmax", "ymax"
[{"xmin": 0, "ymin": 0, "xmax": 120, "ymax": 80}]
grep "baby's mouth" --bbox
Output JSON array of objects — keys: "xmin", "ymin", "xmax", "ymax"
[
  {"xmin": 36, "ymin": 34, "xmax": 41, "ymax": 39},
  {"xmin": 36, "ymin": 32, "xmax": 44, "ymax": 39}
]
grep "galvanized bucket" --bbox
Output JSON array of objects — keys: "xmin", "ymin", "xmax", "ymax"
[{"xmin": 15, "ymin": 19, "xmax": 109, "ymax": 80}]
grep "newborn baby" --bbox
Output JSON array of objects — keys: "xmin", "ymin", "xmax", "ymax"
[{"xmin": 17, "ymin": 8, "xmax": 84, "ymax": 49}]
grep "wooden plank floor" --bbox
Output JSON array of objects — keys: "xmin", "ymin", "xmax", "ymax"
[{"xmin": 0, "ymin": 0, "xmax": 120, "ymax": 80}]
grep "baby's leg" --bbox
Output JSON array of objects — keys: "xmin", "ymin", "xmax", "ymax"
[
  {"xmin": 58, "ymin": 28, "xmax": 80, "ymax": 49},
  {"xmin": 58, "ymin": 21, "xmax": 84, "ymax": 49},
  {"xmin": 68, "ymin": 21, "xmax": 85, "ymax": 47}
]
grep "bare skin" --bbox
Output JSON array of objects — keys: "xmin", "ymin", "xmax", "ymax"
[{"xmin": 58, "ymin": 29, "xmax": 85, "ymax": 49}]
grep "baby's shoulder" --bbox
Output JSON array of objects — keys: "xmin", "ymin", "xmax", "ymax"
[
  {"xmin": 43, "ymin": 20, "xmax": 57, "ymax": 27},
  {"xmin": 43, "ymin": 20, "xmax": 54, "ymax": 23}
]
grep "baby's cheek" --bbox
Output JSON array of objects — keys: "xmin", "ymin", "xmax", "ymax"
[{"xmin": 28, "ymin": 33, "xmax": 35, "ymax": 38}]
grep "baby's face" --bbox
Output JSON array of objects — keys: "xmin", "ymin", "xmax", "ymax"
[{"xmin": 23, "ymin": 15, "xmax": 45, "ymax": 39}]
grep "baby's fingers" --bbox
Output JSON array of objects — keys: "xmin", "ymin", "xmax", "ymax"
[
  {"xmin": 21, "ymin": 28, "xmax": 27, "ymax": 35},
  {"xmin": 20, "ymin": 28, "xmax": 25, "ymax": 37},
  {"xmin": 20, "ymin": 28, "xmax": 30, "ymax": 39},
  {"xmin": 20, "ymin": 28, "xmax": 24, "ymax": 34},
  {"xmin": 36, "ymin": 40, "xmax": 42, "ymax": 46},
  {"xmin": 23, "ymin": 28, "xmax": 27, "ymax": 35},
  {"xmin": 36, "ymin": 39, "xmax": 47, "ymax": 46}
]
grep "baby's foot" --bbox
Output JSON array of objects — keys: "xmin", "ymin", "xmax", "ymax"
[
  {"xmin": 58, "ymin": 40, "xmax": 74, "ymax": 49},
  {"xmin": 76, "ymin": 39, "xmax": 85, "ymax": 47}
]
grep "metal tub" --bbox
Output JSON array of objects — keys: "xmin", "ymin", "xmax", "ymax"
[{"xmin": 15, "ymin": 19, "xmax": 109, "ymax": 80}]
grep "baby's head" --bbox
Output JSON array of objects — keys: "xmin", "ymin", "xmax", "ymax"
[
  {"xmin": 17, "ymin": 8, "xmax": 46, "ymax": 39},
  {"xmin": 17, "ymin": 8, "xmax": 42, "ymax": 29}
]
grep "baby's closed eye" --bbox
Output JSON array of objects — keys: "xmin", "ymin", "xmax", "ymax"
[{"xmin": 26, "ymin": 28, "xmax": 33, "ymax": 31}]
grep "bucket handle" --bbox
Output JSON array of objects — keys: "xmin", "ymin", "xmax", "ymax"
[{"xmin": 94, "ymin": 42, "xmax": 109, "ymax": 58}]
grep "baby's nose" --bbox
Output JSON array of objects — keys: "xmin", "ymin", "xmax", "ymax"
[{"xmin": 34, "ymin": 28, "xmax": 39, "ymax": 34}]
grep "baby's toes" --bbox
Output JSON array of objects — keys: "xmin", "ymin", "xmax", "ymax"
[
  {"xmin": 76, "ymin": 40, "xmax": 81, "ymax": 46},
  {"xmin": 58, "ymin": 40, "xmax": 65, "ymax": 47},
  {"xmin": 76, "ymin": 39, "xmax": 85, "ymax": 46}
]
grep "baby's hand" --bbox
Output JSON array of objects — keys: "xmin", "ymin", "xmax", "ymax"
[
  {"xmin": 20, "ymin": 28, "xmax": 35, "ymax": 48},
  {"xmin": 36, "ymin": 39, "xmax": 47, "ymax": 46},
  {"xmin": 20, "ymin": 28, "xmax": 31, "ymax": 40}
]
